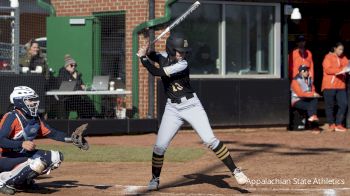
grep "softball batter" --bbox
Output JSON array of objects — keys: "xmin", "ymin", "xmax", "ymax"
[{"xmin": 137, "ymin": 33, "xmax": 248, "ymax": 191}]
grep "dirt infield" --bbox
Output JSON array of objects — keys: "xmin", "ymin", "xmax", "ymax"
[{"xmin": 14, "ymin": 128, "xmax": 350, "ymax": 195}]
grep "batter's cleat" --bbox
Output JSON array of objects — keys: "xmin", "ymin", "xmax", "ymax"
[
  {"xmin": 0, "ymin": 185, "xmax": 15, "ymax": 195},
  {"xmin": 335, "ymin": 125, "xmax": 347, "ymax": 132},
  {"xmin": 147, "ymin": 176, "xmax": 159, "ymax": 191},
  {"xmin": 233, "ymin": 168, "xmax": 248, "ymax": 185}
]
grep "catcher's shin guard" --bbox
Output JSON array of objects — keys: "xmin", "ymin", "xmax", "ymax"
[
  {"xmin": 212, "ymin": 141, "xmax": 237, "ymax": 172},
  {"xmin": 32, "ymin": 150, "xmax": 63, "ymax": 174},
  {"xmin": 42, "ymin": 150, "xmax": 64, "ymax": 174},
  {"xmin": 0, "ymin": 158, "xmax": 46, "ymax": 188},
  {"xmin": 50, "ymin": 150, "xmax": 64, "ymax": 169}
]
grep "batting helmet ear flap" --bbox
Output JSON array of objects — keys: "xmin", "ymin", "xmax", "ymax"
[{"xmin": 166, "ymin": 36, "xmax": 176, "ymax": 57}]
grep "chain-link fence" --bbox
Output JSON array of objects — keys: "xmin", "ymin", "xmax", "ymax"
[
  {"xmin": 0, "ymin": 0, "xmax": 48, "ymax": 71},
  {"xmin": 0, "ymin": 1, "xmax": 128, "ymax": 120}
]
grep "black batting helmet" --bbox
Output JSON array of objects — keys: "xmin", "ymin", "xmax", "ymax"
[{"xmin": 166, "ymin": 33, "xmax": 191, "ymax": 57}]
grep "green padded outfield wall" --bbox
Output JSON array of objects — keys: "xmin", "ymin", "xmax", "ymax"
[{"xmin": 46, "ymin": 16, "xmax": 101, "ymax": 85}]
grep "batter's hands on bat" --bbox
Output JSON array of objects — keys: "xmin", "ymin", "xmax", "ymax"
[
  {"xmin": 71, "ymin": 123, "xmax": 89, "ymax": 151},
  {"xmin": 22, "ymin": 141, "xmax": 36, "ymax": 151},
  {"xmin": 137, "ymin": 43, "xmax": 150, "ymax": 57}
]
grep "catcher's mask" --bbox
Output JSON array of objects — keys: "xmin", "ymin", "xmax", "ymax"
[
  {"xmin": 166, "ymin": 33, "xmax": 192, "ymax": 57},
  {"xmin": 10, "ymin": 86, "xmax": 40, "ymax": 117}
]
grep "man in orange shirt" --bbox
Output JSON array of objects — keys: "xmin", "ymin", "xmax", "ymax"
[
  {"xmin": 322, "ymin": 42, "xmax": 349, "ymax": 132},
  {"xmin": 291, "ymin": 65, "xmax": 320, "ymax": 125},
  {"xmin": 289, "ymin": 35, "xmax": 314, "ymax": 79}
]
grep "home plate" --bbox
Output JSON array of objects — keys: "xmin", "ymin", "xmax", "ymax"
[
  {"xmin": 112, "ymin": 184, "xmax": 147, "ymax": 195},
  {"xmin": 323, "ymin": 189, "xmax": 336, "ymax": 196},
  {"xmin": 123, "ymin": 185, "xmax": 147, "ymax": 194}
]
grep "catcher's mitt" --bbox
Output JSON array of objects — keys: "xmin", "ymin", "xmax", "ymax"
[{"xmin": 71, "ymin": 123, "xmax": 89, "ymax": 150}]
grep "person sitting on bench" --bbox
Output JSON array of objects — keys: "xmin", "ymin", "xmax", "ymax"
[{"xmin": 291, "ymin": 65, "xmax": 320, "ymax": 124}]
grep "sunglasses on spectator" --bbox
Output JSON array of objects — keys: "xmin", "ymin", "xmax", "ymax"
[{"xmin": 70, "ymin": 64, "xmax": 77, "ymax": 68}]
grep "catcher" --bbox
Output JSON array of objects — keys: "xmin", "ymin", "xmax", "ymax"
[{"xmin": 0, "ymin": 86, "xmax": 88, "ymax": 195}]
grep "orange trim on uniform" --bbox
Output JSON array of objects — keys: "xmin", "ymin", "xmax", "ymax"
[
  {"xmin": 0, "ymin": 112, "xmax": 22, "ymax": 140},
  {"xmin": 13, "ymin": 109, "xmax": 51, "ymax": 137},
  {"xmin": 39, "ymin": 120, "xmax": 51, "ymax": 136},
  {"xmin": 0, "ymin": 112, "xmax": 22, "ymax": 153},
  {"xmin": 321, "ymin": 53, "xmax": 349, "ymax": 91}
]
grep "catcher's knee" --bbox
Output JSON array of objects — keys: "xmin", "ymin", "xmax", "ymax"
[
  {"xmin": 204, "ymin": 137, "xmax": 220, "ymax": 150},
  {"xmin": 29, "ymin": 157, "xmax": 47, "ymax": 174},
  {"xmin": 153, "ymin": 145, "xmax": 167, "ymax": 156}
]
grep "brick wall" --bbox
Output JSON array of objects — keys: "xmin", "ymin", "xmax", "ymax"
[
  {"xmin": 51, "ymin": 0, "xmax": 167, "ymax": 118},
  {"xmin": 0, "ymin": 13, "xmax": 48, "ymax": 44}
]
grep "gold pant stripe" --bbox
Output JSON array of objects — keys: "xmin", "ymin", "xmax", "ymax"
[
  {"xmin": 215, "ymin": 146, "xmax": 226, "ymax": 155},
  {"xmin": 217, "ymin": 148, "xmax": 228, "ymax": 158},
  {"xmin": 152, "ymin": 159, "xmax": 164, "ymax": 162},
  {"xmin": 220, "ymin": 152, "xmax": 230, "ymax": 160},
  {"xmin": 152, "ymin": 160, "xmax": 164, "ymax": 164},
  {"xmin": 152, "ymin": 157, "xmax": 164, "ymax": 161},
  {"xmin": 152, "ymin": 163, "xmax": 163, "ymax": 167}
]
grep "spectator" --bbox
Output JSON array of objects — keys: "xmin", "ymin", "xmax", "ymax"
[
  {"xmin": 59, "ymin": 55, "xmax": 85, "ymax": 90},
  {"xmin": 291, "ymin": 65, "xmax": 320, "ymax": 130},
  {"xmin": 19, "ymin": 39, "xmax": 49, "ymax": 79},
  {"xmin": 191, "ymin": 44, "xmax": 218, "ymax": 74},
  {"xmin": 289, "ymin": 35, "xmax": 314, "ymax": 79},
  {"xmin": 322, "ymin": 42, "xmax": 349, "ymax": 132},
  {"xmin": 57, "ymin": 54, "xmax": 98, "ymax": 119}
]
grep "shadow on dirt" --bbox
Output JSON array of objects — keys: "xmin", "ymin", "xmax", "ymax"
[
  {"xmin": 16, "ymin": 187, "xmax": 59, "ymax": 194},
  {"xmin": 37, "ymin": 180, "xmax": 113, "ymax": 190},
  {"xmin": 161, "ymin": 173, "xmax": 250, "ymax": 194},
  {"xmin": 17, "ymin": 180, "xmax": 113, "ymax": 194}
]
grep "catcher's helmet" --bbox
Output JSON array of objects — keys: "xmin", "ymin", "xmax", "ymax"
[
  {"xmin": 166, "ymin": 33, "xmax": 191, "ymax": 57},
  {"xmin": 10, "ymin": 86, "xmax": 40, "ymax": 117}
]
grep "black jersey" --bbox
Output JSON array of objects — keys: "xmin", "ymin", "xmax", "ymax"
[{"xmin": 144, "ymin": 52, "xmax": 195, "ymax": 100}]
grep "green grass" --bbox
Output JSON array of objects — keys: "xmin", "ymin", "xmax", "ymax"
[{"xmin": 37, "ymin": 144, "xmax": 205, "ymax": 163}]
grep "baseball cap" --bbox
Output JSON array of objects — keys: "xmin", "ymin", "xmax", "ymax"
[
  {"xmin": 298, "ymin": 64, "xmax": 310, "ymax": 72},
  {"xmin": 297, "ymin": 35, "xmax": 305, "ymax": 42}
]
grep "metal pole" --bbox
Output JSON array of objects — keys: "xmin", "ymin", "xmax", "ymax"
[
  {"xmin": 10, "ymin": 0, "xmax": 19, "ymax": 74},
  {"xmin": 256, "ymin": 7, "xmax": 262, "ymax": 72},
  {"xmin": 148, "ymin": 0, "xmax": 155, "ymax": 119},
  {"xmin": 283, "ymin": 15, "xmax": 288, "ymax": 79}
]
